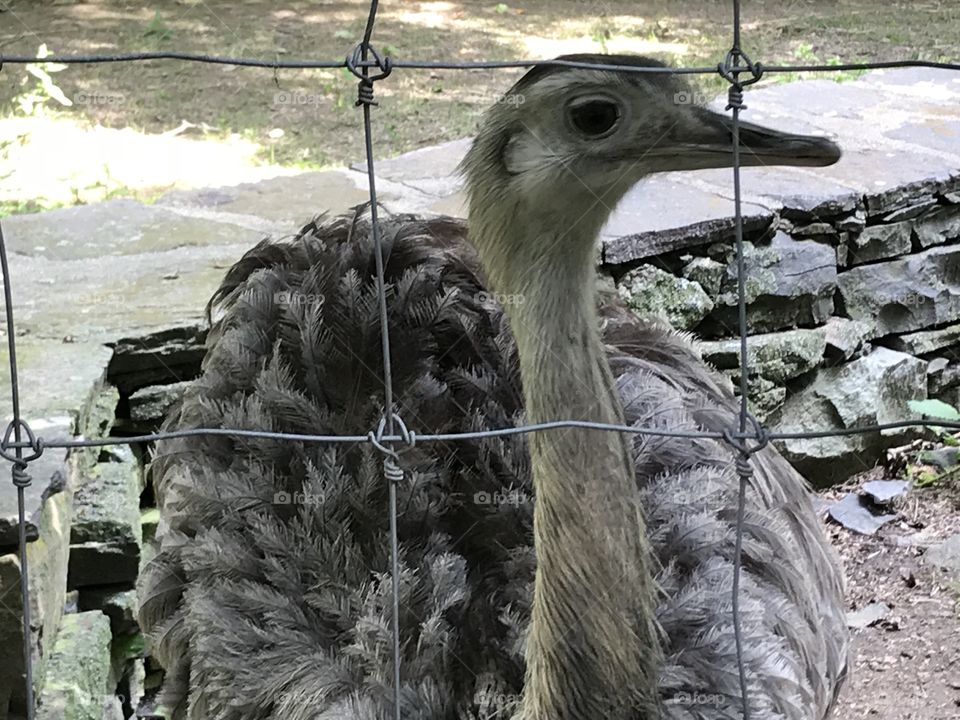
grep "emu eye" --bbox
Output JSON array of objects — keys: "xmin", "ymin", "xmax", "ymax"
[{"xmin": 567, "ymin": 99, "xmax": 621, "ymax": 138}]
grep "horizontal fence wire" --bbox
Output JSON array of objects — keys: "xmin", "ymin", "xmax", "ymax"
[
  {"xmin": 2, "ymin": 1, "xmax": 960, "ymax": 718},
  {"xmin": 0, "ymin": 52, "xmax": 959, "ymax": 74},
  {"xmin": 4, "ymin": 418, "xmax": 960, "ymax": 453}
]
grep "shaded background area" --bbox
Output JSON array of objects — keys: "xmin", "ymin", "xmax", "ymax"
[{"xmin": 0, "ymin": 0, "xmax": 958, "ymax": 214}]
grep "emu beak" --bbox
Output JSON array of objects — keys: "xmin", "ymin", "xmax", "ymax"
[{"xmin": 653, "ymin": 105, "xmax": 842, "ymax": 170}]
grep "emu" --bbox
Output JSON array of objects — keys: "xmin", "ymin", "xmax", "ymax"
[{"xmin": 139, "ymin": 55, "xmax": 849, "ymax": 720}]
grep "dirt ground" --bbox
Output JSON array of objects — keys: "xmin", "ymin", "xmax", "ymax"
[
  {"xmin": 823, "ymin": 462, "xmax": 960, "ymax": 719},
  {"xmin": 0, "ymin": 0, "xmax": 958, "ymax": 213}
]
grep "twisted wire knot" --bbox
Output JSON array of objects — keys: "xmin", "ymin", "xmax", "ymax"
[
  {"xmin": 11, "ymin": 464, "xmax": 31, "ymax": 488},
  {"xmin": 368, "ymin": 413, "xmax": 415, "ymax": 484},
  {"xmin": 0, "ymin": 418, "xmax": 44, "ymax": 466},
  {"xmin": 345, "ymin": 43, "xmax": 392, "ymax": 107},
  {"xmin": 718, "ymin": 48, "xmax": 763, "ymax": 111},
  {"xmin": 721, "ymin": 412, "xmax": 770, "ymax": 478}
]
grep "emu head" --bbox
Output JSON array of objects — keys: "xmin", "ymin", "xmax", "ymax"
[{"xmin": 461, "ymin": 54, "xmax": 840, "ymax": 263}]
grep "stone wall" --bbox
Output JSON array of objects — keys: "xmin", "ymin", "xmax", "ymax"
[{"xmin": 605, "ymin": 176, "xmax": 960, "ymax": 484}]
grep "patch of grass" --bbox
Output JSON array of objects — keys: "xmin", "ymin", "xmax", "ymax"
[{"xmin": 143, "ymin": 11, "xmax": 172, "ymax": 42}]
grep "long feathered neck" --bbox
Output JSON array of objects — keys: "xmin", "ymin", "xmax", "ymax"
[{"xmin": 467, "ymin": 180, "xmax": 662, "ymax": 719}]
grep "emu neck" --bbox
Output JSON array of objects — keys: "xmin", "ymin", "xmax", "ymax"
[{"xmin": 472, "ymin": 209, "xmax": 661, "ymax": 719}]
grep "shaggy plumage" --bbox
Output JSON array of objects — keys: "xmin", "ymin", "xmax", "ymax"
[{"xmin": 140, "ymin": 207, "xmax": 847, "ymax": 720}]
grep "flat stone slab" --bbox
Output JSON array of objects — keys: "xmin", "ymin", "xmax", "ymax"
[
  {"xmin": 888, "ymin": 322, "xmax": 960, "ymax": 356},
  {"xmin": 108, "ymin": 325, "xmax": 206, "ymax": 396},
  {"xmin": 68, "ymin": 455, "xmax": 142, "ymax": 590},
  {"xmin": 705, "ymin": 232, "xmax": 837, "ymax": 336},
  {"xmin": 2, "ymin": 199, "xmax": 266, "ymax": 261},
  {"xmin": 775, "ymin": 347, "xmax": 927, "ymax": 484},
  {"xmin": 35, "ymin": 611, "xmax": 113, "ymax": 720},
  {"xmin": 615, "ymin": 263, "xmax": 713, "ymax": 330},
  {"xmin": 838, "ymin": 244, "xmax": 960, "ymax": 337},
  {"xmin": 351, "ymin": 137, "xmax": 471, "ymax": 198},
  {"xmin": 159, "ymin": 168, "xmax": 399, "ymax": 227},
  {"xmin": 700, "ymin": 328, "xmax": 826, "ymax": 384},
  {"xmin": 602, "ymin": 176, "xmax": 772, "ymax": 264}
]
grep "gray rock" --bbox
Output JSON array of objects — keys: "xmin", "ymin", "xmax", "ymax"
[
  {"xmin": 835, "ymin": 243, "xmax": 849, "ymax": 268},
  {"xmin": 883, "ymin": 200, "xmax": 939, "ymax": 223},
  {"xmin": 35, "ymin": 611, "xmax": 113, "ymax": 720},
  {"xmin": 848, "ymin": 222, "xmax": 912, "ymax": 265},
  {"xmin": 792, "ymin": 222, "xmax": 838, "ymax": 240},
  {"xmin": 64, "ymin": 590, "xmax": 80, "ymax": 615},
  {"xmin": 775, "ymin": 347, "xmax": 928, "ymax": 484},
  {"xmin": 118, "ymin": 380, "xmax": 191, "ymax": 433},
  {"xmin": 140, "ymin": 508, "xmax": 160, "ymax": 546},
  {"xmin": 829, "ymin": 493, "xmax": 898, "ymax": 535},
  {"xmin": 77, "ymin": 384, "xmax": 119, "ymax": 446},
  {"xmin": 913, "ymin": 205, "xmax": 960, "ymax": 248},
  {"xmin": 69, "ymin": 543, "xmax": 141, "ymax": 590},
  {"xmin": 160, "ymin": 168, "xmax": 400, "ymax": 225},
  {"xmin": 864, "ymin": 172, "xmax": 959, "ymax": 218},
  {"xmin": 887, "ymin": 321, "xmax": 960, "ymax": 355},
  {"xmin": 68, "ymin": 458, "xmax": 142, "ymax": 589},
  {"xmin": 601, "ymin": 177, "xmax": 773, "ymax": 264},
  {"xmin": 79, "ymin": 588, "xmax": 139, "ymax": 637},
  {"xmin": 616, "ymin": 264, "xmax": 713, "ymax": 330},
  {"xmin": 108, "ymin": 324, "xmax": 206, "ymax": 396},
  {"xmin": 837, "ymin": 244, "xmax": 960, "ymax": 337},
  {"xmin": 739, "ymin": 375, "xmax": 787, "ymax": 425},
  {"xmin": 681, "ymin": 256, "xmax": 725, "ymax": 297},
  {"xmin": 824, "ymin": 317, "xmax": 874, "ymax": 361},
  {"xmin": 705, "ymin": 233, "xmax": 837, "ymax": 336},
  {"xmin": 862, "ymin": 479, "xmax": 911, "ymax": 504},
  {"xmin": 847, "ymin": 601, "xmax": 893, "ymax": 629},
  {"xmin": 2, "ymin": 199, "xmax": 264, "ymax": 261},
  {"xmin": 836, "ymin": 210, "xmax": 867, "ymax": 233},
  {"xmin": 919, "ymin": 447, "xmax": 960, "ymax": 470},
  {"xmin": 925, "ymin": 534, "xmax": 960, "ymax": 576},
  {"xmin": 351, "ymin": 138, "xmax": 470, "ymax": 199},
  {"xmin": 931, "ymin": 364, "xmax": 960, "ymax": 396},
  {"xmin": 700, "ymin": 328, "xmax": 825, "ymax": 384},
  {"xmin": 0, "ymin": 489, "xmax": 72, "ymax": 718},
  {"xmin": 102, "ymin": 696, "xmax": 125, "ymax": 720}
]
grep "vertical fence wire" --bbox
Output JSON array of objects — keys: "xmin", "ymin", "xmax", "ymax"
[
  {"xmin": 0, "ymin": 223, "xmax": 36, "ymax": 720},
  {"xmin": 726, "ymin": 54, "xmax": 754, "ymax": 720},
  {"xmin": 350, "ymin": 1, "xmax": 403, "ymax": 717}
]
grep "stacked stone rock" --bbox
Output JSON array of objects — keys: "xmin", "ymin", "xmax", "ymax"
[
  {"xmin": 0, "ymin": 328, "xmax": 203, "ymax": 720},
  {"xmin": 605, "ymin": 176, "xmax": 960, "ymax": 485}
]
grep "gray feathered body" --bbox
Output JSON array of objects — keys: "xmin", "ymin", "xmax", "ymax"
[{"xmin": 139, "ymin": 208, "xmax": 848, "ymax": 720}]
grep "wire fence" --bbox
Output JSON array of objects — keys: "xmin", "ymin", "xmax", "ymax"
[{"xmin": 1, "ymin": 1, "xmax": 960, "ymax": 719}]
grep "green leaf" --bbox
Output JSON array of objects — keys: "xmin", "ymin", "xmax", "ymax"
[{"xmin": 908, "ymin": 398, "xmax": 960, "ymax": 421}]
